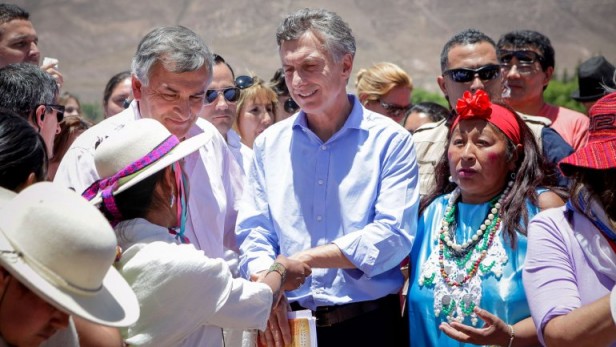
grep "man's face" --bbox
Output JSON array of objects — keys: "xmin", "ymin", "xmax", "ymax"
[
  {"xmin": 200, "ymin": 63, "xmax": 237, "ymax": 138},
  {"xmin": 37, "ymin": 102, "xmax": 61, "ymax": 157},
  {"xmin": 499, "ymin": 46, "xmax": 552, "ymax": 109},
  {"xmin": 0, "ymin": 271, "xmax": 69, "ymax": 347},
  {"xmin": 280, "ymin": 31, "xmax": 353, "ymax": 117},
  {"xmin": 437, "ymin": 41, "xmax": 503, "ymax": 108},
  {"xmin": 0, "ymin": 19, "xmax": 40, "ymax": 67},
  {"xmin": 132, "ymin": 62, "xmax": 208, "ymax": 139}
]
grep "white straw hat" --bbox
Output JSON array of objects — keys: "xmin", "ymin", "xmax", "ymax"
[
  {"xmin": 0, "ymin": 182, "xmax": 140, "ymax": 327},
  {"xmin": 85, "ymin": 119, "xmax": 211, "ymax": 206}
]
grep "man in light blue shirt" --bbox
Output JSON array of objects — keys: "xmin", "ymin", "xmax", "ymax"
[{"xmin": 236, "ymin": 8, "xmax": 419, "ymax": 347}]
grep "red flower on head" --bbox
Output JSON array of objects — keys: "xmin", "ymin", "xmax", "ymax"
[{"xmin": 455, "ymin": 90, "xmax": 493, "ymax": 119}]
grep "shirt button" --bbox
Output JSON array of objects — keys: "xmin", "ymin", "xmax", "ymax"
[
  {"xmin": 318, "ymin": 179, "xmax": 324, "ymax": 185},
  {"xmin": 316, "ymin": 215, "xmax": 323, "ymax": 222},
  {"xmin": 320, "ymin": 145, "xmax": 327, "ymax": 150}
]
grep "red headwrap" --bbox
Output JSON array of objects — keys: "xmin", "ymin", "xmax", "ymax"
[{"xmin": 451, "ymin": 90, "xmax": 521, "ymax": 145}]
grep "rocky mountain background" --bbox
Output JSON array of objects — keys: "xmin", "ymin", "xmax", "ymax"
[{"xmin": 15, "ymin": 0, "xmax": 616, "ymax": 106}]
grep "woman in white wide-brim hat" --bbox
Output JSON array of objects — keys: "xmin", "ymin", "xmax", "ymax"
[
  {"xmin": 0, "ymin": 182, "xmax": 139, "ymax": 347},
  {"xmin": 83, "ymin": 118, "xmax": 310, "ymax": 347}
]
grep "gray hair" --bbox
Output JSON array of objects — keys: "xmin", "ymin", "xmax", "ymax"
[
  {"xmin": 131, "ymin": 26, "xmax": 213, "ymax": 86},
  {"xmin": 0, "ymin": 63, "xmax": 58, "ymax": 124},
  {"xmin": 276, "ymin": 8, "xmax": 356, "ymax": 63},
  {"xmin": 440, "ymin": 29, "xmax": 496, "ymax": 72}
]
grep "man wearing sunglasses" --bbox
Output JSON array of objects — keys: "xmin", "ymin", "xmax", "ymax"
[
  {"xmin": 200, "ymin": 54, "xmax": 253, "ymax": 174},
  {"xmin": 0, "ymin": 62, "xmax": 60, "ymax": 157},
  {"xmin": 497, "ymin": 30, "xmax": 589, "ymax": 151},
  {"xmin": 413, "ymin": 29, "xmax": 574, "ymax": 197}
]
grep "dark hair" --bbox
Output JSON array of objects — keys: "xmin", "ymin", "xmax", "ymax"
[
  {"xmin": 103, "ymin": 71, "xmax": 131, "ymax": 109},
  {"xmin": 421, "ymin": 102, "xmax": 560, "ymax": 246},
  {"xmin": 0, "ymin": 4, "xmax": 29, "ymax": 26},
  {"xmin": 404, "ymin": 102, "xmax": 449, "ymax": 124},
  {"xmin": 497, "ymin": 30, "xmax": 555, "ymax": 71},
  {"xmin": 269, "ymin": 68, "xmax": 289, "ymax": 96},
  {"xmin": 0, "ymin": 108, "xmax": 47, "ymax": 190},
  {"xmin": 569, "ymin": 168, "xmax": 616, "ymax": 221},
  {"xmin": 440, "ymin": 29, "xmax": 495, "ymax": 72},
  {"xmin": 0, "ymin": 63, "xmax": 58, "ymax": 126},
  {"xmin": 101, "ymin": 169, "xmax": 169, "ymax": 223},
  {"xmin": 213, "ymin": 53, "xmax": 235, "ymax": 79}
]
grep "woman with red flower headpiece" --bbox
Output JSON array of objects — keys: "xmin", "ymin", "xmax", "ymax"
[
  {"xmin": 407, "ymin": 90, "xmax": 565, "ymax": 346},
  {"xmin": 523, "ymin": 92, "xmax": 616, "ymax": 346}
]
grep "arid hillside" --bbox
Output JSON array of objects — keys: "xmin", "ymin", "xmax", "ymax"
[{"xmin": 14, "ymin": 0, "xmax": 616, "ymax": 104}]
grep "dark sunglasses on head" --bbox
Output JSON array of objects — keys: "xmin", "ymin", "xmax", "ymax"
[
  {"xmin": 379, "ymin": 100, "xmax": 412, "ymax": 118},
  {"xmin": 498, "ymin": 50, "xmax": 543, "ymax": 65},
  {"xmin": 235, "ymin": 75, "xmax": 254, "ymax": 90},
  {"xmin": 284, "ymin": 97, "xmax": 299, "ymax": 114},
  {"xmin": 40, "ymin": 104, "xmax": 65, "ymax": 122},
  {"xmin": 205, "ymin": 87, "xmax": 241, "ymax": 104},
  {"xmin": 442, "ymin": 64, "xmax": 501, "ymax": 83}
]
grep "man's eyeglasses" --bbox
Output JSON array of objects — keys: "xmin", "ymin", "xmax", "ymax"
[
  {"xmin": 498, "ymin": 50, "xmax": 543, "ymax": 65},
  {"xmin": 40, "ymin": 104, "xmax": 65, "ymax": 122},
  {"xmin": 205, "ymin": 87, "xmax": 241, "ymax": 104},
  {"xmin": 498, "ymin": 50, "xmax": 543, "ymax": 75},
  {"xmin": 442, "ymin": 64, "xmax": 501, "ymax": 83},
  {"xmin": 379, "ymin": 100, "xmax": 412, "ymax": 118},
  {"xmin": 283, "ymin": 97, "xmax": 299, "ymax": 114}
]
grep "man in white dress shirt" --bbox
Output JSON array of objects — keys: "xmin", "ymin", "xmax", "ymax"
[{"xmin": 55, "ymin": 25, "xmax": 241, "ymax": 258}]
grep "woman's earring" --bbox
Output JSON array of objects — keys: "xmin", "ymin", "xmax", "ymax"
[
  {"xmin": 448, "ymin": 176, "xmax": 454, "ymax": 183},
  {"xmin": 170, "ymin": 194, "xmax": 175, "ymax": 208}
]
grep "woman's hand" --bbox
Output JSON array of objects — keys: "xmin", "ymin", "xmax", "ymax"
[
  {"xmin": 258, "ymin": 295, "xmax": 291, "ymax": 347},
  {"xmin": 439, "ymin": 307, "xmax": 512, "ymax": 346}
]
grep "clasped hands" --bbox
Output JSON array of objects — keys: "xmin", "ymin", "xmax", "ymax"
[{"xmin": 252, "ymin": 253, "xmax": 312, "ymax": 347}]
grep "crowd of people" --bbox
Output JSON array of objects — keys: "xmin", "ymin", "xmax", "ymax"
[{"xmin": 1, "ymin": 2, "xmax": 615, "ymax": 347}]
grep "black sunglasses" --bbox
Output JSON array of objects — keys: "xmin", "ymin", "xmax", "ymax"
[
  {"xmin": 40, "ymin": 104, "xmax": 65, "ymax": 122},
  {"xmin": 442, "ymin": 64, "xmax": 501, "ymax": 83},
  {"xmin": 284, "ymin": 97, "xmax": 299, "ymax": 114},
  {"xmin": 235, "ymin": 75, "xmax": 254, "ymax": 90},
  {"xmin": 205, "ymin": 87, "xmax": 241, "ymax": 104},
  {"xmin": 498, "ymin": 50, "xmax": 543, "ymax": 65}
]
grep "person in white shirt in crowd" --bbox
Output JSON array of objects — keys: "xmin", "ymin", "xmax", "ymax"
[
  {"xmin": 0, "ymin": 182, "xmax": 139, "ymax": 347},
  {"xmin": 83, "ymin": 119, "xmax": 310, "ymax": 347},
  {"xmin": 55, "ymin": 25, "xmax": 241, "ymax": 258}
]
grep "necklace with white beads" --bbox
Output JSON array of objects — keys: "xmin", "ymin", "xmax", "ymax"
[{"xmin": 418, "ymin": 181, "xmax": 513, "ymax": 325}]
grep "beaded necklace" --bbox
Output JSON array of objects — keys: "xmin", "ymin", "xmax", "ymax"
[{"xmin": 419, "ymin": 182, "xmax": 512, "ymax": 325}]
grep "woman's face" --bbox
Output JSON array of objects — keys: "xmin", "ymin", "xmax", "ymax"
[
  {"xmin": 0, "ymin": 270, "xmax": 69, "ymax": 347},
  {"xmin": 238, "ymin": 97, "xmax": 274, "ymax": 148},
  {"xmin": 448, "ymin": 118, "xmax": 516, "ymax": 204},
  {"xmin": 64, "ymin": 98, "xmax": 80, "ymax": 117},
  {"xmin": 104, "ymin": 77, "xmax": 132, "ymax": 118}
]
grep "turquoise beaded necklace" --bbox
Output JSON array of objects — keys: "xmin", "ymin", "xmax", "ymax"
[{"xmin": 437, "ymin": 182, "xmax": 511, "ymax": 287}]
